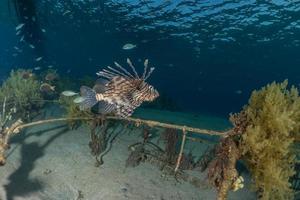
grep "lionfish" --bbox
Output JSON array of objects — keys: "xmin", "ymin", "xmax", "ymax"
[{"xmin": 80, "ymin": 58, "xmax": 159, "ymax": 118}]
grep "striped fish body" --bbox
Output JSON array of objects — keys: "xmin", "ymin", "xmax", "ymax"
[
  {"xmin": 100, "ymin": 77, "xmax": 147, "ymax": 117},
  {"xmin": 80, "ymin": 59, "xmax": 159, "ymax": 118}
]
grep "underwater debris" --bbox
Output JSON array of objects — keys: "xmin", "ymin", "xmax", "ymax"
[
  {"xmin": 96, "ymin": 120, "xmax": 121, "ymax": 167},
  {"xmin": 0, "ymin": 119, "xmax": 23, "ymax": 165},
  {"xmin": 89, "ymin": 118, "xmax": 106, "ymax": 157},
  {"xmin": 161, "ymin": 128, "xmax": 179, "ymax": 164},
  {"xmin": 80, "ymin": 58, "xmax": 159, "ymax": 118},
  {"xmin": 0, "ymin": 98, "xmax": 23, "ymax": 165},
  {"xmin": 179, "ymin": 152, "xmax": 196, "ymax": 170},
  {"xmin": 126, "ymin": 144, "xmax": 147, "ymax": 168},
  {"xmin": 126, "ymin": 126, "xmax": 164, "ymax": 168},
  {"xmin": 207, "ymin": 136, "xmax": 241, "ymax": 200},
  {"xmin": 88, "ymin": 118, "xmax": 114, "ymax": 166}
]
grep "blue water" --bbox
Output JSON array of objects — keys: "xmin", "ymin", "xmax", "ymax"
[{"xmin": 1, "ymin": 0, "xmax": 300, "ymax": 117}]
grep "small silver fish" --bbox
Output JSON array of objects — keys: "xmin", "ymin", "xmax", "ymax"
[
  {"xmin": 63, "ymin": 10, "xmax": 71, "ymax": 16},
  {"xmin": 34, "ymin": 67, "xmax": 41, "ymax": 70},
  {"xmin": 73, "ymin": 96, "xmax": 85, "ymax": 103},
  {"xmin": 62, "ymin": 91, "xmax": 78, "ymax": 96},
  {"xmin": 15, "ymin": 23, "xmax": 25, "ymax": 31},
  {"xmin": 35, "ymin": 57, "xmax": 43, "ymax": 62},
  {"xmin": 29, "ymin": 44, "xmax": 35, "ymax": 49},
  {"xmin": 122, "ymin": 43, "xmax": 137, "ymax": 50},
  {"xmin": 40, "ymin": 83, "xmax": 55, "ymax": 92}
]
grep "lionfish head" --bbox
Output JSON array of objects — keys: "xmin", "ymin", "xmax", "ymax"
[{"xmin": 134, "ymin": 81, "xmax": 159, "ymax": 102}]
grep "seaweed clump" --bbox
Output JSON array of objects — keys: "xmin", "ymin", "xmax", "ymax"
[
  {"xmin": 58, "ymin": 95, "xmax": 93, "ymax": 129},
  {"xmin": 207, "ymin": 80, "xmax": 299, "ymax": 200},
  {"xmin": 239, "ymin": 80, "xmax": 299, "ymax": 200},
  {"xmin": 0, "ymin": 70, "xmax": 43, "ymax": 119}
]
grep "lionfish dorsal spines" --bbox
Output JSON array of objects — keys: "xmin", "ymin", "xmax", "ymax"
[
  {"xmin": 142, "ymin": 59, "xmax": 149, "ymax": 79},
  {"xmin": 113, "ymin": 62, "xmax": 134, "ymax": 78},
  {"xmin": 126, "ymin": 58, "xmax": 139, "ymax": 78},
  {"xmin": 97, "ymin": 59, "xmax": 155, "ymax": 81},
  {"xmin": 144, "ymin": 67, "xmax": 155, "ymax": 81}
]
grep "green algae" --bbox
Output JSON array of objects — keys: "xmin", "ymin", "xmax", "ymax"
[{"xmin": 0, "ymin": 69, "xmax": 43, "ymax": 118}]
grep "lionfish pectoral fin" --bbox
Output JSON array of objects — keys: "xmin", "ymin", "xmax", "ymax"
[
  {"xmin": 117, "ymin": 105, "xmax": 135, "ymax": 118},
  {"xmin": 98, "ymin": 101, "xmax": 116, "ymax": 114},
  {"xmin": 79, "ymin": 86, "xmax": 98, "ymax": 110}
]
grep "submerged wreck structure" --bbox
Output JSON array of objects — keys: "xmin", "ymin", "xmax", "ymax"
[{"xmin": 0, "ymin": 64, "xmax": 299, "ymax": 200}]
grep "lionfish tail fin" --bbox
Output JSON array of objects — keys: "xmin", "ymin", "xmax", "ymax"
[{"xmin": 79, "ymin": 86, "xmax": 97, "ymax": 110}]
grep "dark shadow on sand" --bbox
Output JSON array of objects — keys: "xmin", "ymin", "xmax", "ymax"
[{"xmin": 4, "ymin": 125, "xmax": 69, "ymax": 200}]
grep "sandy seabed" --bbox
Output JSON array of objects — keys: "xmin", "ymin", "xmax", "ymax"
[{"xmin": 0, "ymin": 105, "xmax": 256, "ymax": 200}]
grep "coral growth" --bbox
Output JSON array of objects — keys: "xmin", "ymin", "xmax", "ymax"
[
  {"xmin": 239, "ymin": 80, "xmax": 299, "ymax": 200},
  {"xmin": 0, "ymin": 69, "xmax": 43, "ymax": 119},
  {"xmin": 207, "ymin": 137, "xmax": 242, "ymax": 200}
]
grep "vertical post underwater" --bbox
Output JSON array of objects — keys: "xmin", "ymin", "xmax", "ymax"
[{"xmin": 174, "ymin": 126, "xmax": 187, "ymax": 173}]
